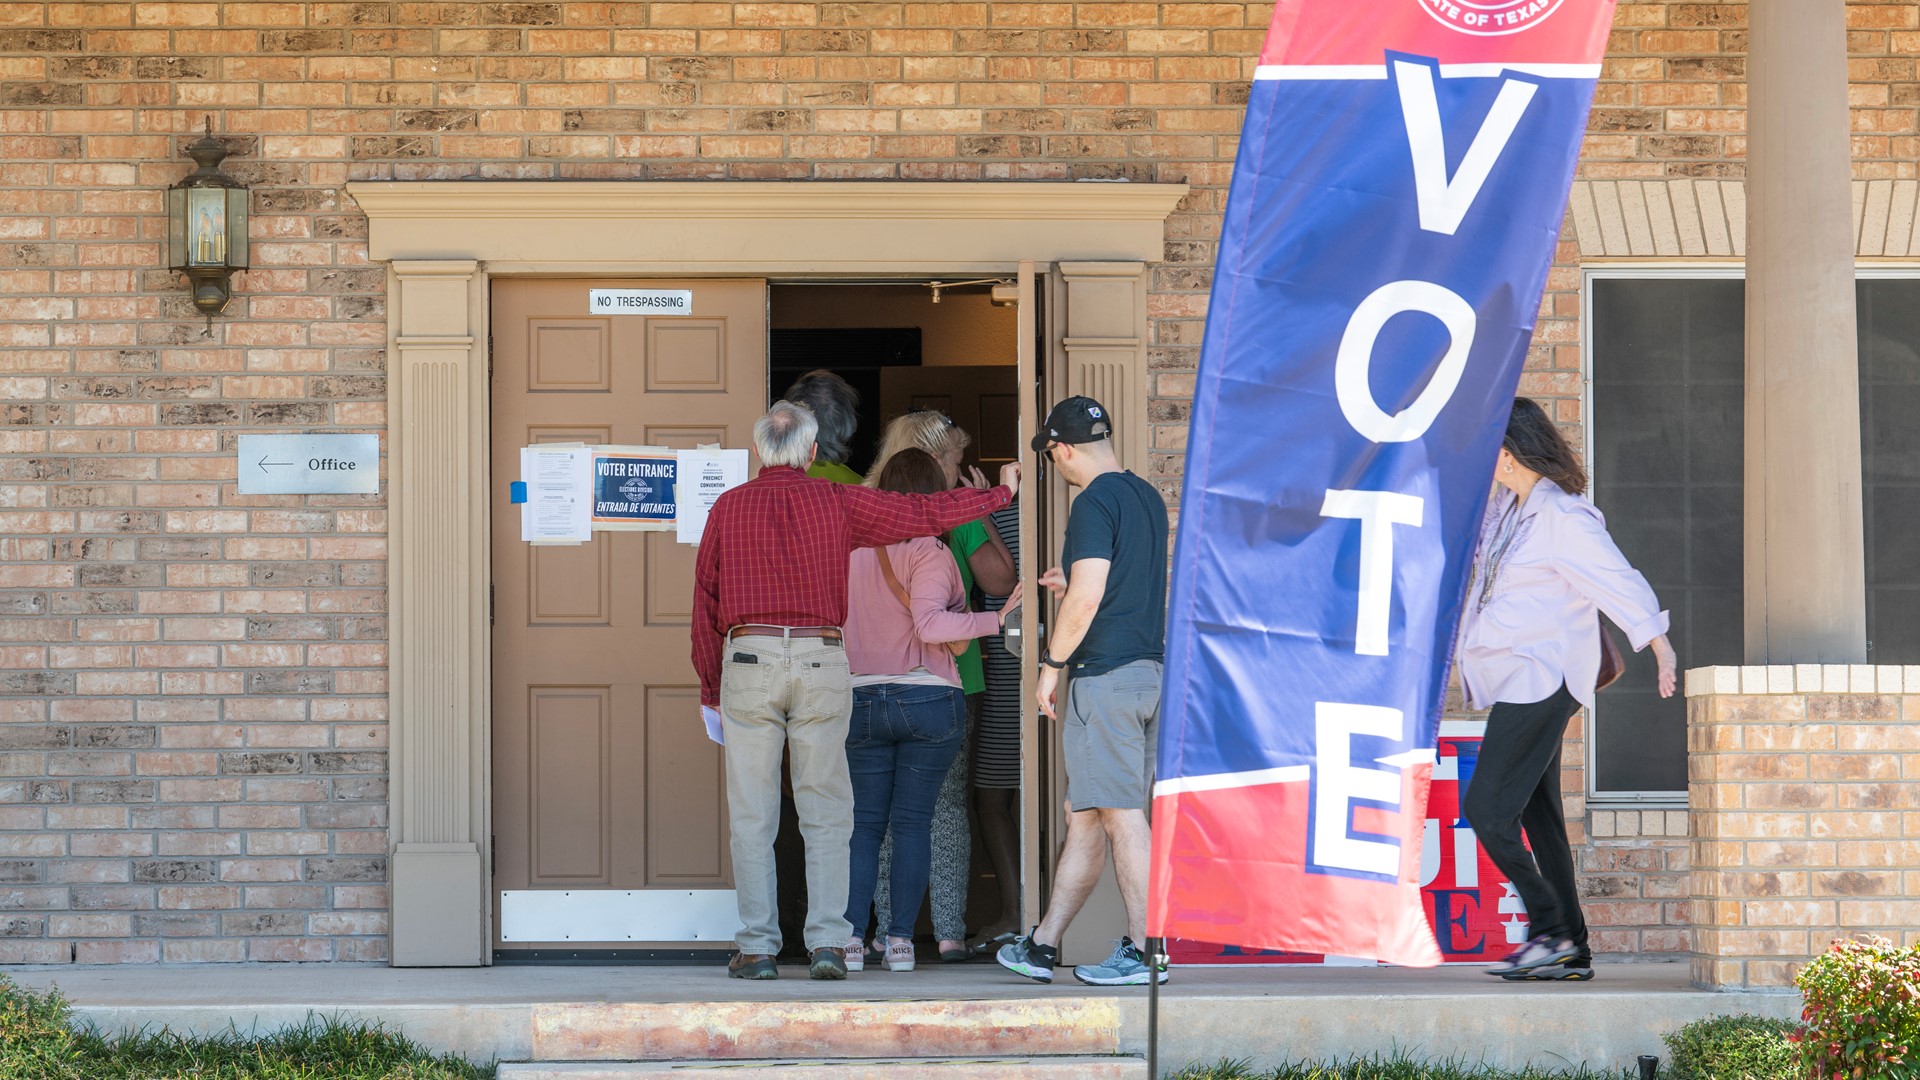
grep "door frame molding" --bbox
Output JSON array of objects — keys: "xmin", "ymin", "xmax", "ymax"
[{"xmin": 352, "ymin": 180, "xmax": 1189, "ymax": 966}]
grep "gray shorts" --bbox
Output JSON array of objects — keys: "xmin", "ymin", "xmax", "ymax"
[{"xmin": 1063, "ymin": 659, "xmax": 1162, "ymax": 811}]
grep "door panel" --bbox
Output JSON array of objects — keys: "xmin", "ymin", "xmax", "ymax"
[
  {"xmin": 491, "ymin": 277, "xmax": 766, "ymax": 950},
  {"xmin": 879, "ymin": 366, "xmax": 1020, "ymax": 472}
]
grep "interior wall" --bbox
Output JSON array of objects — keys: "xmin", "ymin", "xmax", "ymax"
[{"xmin": 770, "ymin": 285, "xmax": 1016, "ymax": 365}]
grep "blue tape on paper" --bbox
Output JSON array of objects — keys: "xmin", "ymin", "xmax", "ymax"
[{"xmin": 509, "ymin": 481, "xmax": 527, "ymax": 504}]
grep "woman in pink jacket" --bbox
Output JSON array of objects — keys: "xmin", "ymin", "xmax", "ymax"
[
  {"xmin": 842, "ymin": 449, "xmax": 1022, "ymax": 973},
  {"xmin": 1456, "ymin": 398, "xmax": 1678, "ymax": 982}
]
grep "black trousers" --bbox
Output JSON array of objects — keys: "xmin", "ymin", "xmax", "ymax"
[{"xmin": 1462, "ymin": 683, "xmax": 1587, "ymax": 949}]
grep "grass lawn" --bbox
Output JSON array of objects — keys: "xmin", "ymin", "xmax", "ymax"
[{"xmin": 1, "ymin": 975, "xmax": 494, "ymax": 1079}]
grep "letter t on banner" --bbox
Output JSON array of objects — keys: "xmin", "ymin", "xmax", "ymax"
[{"xmin": 1147, "ymin": 0, "xmax": 1617, "ymax": 967}]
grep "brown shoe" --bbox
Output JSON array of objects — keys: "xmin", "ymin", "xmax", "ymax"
[
  {"xmin": 728, "ymin": 952, "xmax": 778, "ymax": 980},
  {"xmin": 808, "ymin": 946, "xmax": 847, "ymax": 980}
]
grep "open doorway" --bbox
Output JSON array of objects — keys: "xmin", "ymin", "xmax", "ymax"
[{"xmin": 766, "ymin": 278, "xmax": 1028, "ymax": 962}]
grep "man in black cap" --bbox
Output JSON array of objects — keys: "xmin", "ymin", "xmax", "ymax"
[{"xmin": 998, "ymin": 396, "xmax": 1170, "ymax": 987}]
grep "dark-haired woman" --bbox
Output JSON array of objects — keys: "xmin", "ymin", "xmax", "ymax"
[
  {"xmin": 784, "ymin": 369, "xmax": 864, "ymax": 484},
  {"xmin": 1456, "ymin": 397, "xmax": 1677, "ymax": 981},
  {"xmin": 841, "ymin": 448, "xmax": 1021, "ymax": 973}
]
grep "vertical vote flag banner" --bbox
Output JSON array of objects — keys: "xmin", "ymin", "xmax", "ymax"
[{"xmin": 1149, "ymin": 0, "xmax": 1617, "ymax": 967}]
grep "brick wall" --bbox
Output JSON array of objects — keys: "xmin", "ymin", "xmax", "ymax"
[
  {"xmin": 1688, "ymin": 666, "xmax": 1920, "ymax": 988},
  {"xmin": 0, "ymin": 0, "xmax": 1910, "ymax": 963}
]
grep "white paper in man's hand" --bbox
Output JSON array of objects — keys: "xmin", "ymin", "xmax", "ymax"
[{"xmin": 701, "ymin": 705, "xmax": 725, "ymax": 746}]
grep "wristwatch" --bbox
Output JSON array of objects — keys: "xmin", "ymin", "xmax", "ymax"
[{"xmin": 1040, "ymin": 653, "xmax": 1068, "ymax": 670}]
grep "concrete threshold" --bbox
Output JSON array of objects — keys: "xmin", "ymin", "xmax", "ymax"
[{"xmin": 3, "ymin": 961, "xmax": 1798, "ymax": 1072}]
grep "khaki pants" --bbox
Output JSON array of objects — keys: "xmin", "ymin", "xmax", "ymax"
[{"xmin": 719, "ymin": 632, "xmax": 854, "ymax": 955}]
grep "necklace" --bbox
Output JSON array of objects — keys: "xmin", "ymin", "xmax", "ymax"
[{"xmin": 1474, "ymin": 499, "xmax": 1523, "ymax": 612}]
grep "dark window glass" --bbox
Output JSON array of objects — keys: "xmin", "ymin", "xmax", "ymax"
[
  {"xmin": 1859, "ymin": 282, "xmax": 1920, "ymax": 661},
  {"xmin": 1590, "ymin": 277, "xmax": 1920, "ymax": 794},
  {"xmin": 1591, "ymin": 278, "xmax": 1744, "ymax": 794}
]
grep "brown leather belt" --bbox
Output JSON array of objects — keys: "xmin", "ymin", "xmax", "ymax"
[{"xmin": 728, "ymin": 624, "xmax": 843, "ymax": 644}]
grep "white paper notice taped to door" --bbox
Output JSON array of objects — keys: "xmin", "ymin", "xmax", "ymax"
[
  {"xmin": 588, "ymin": 289, "xmax": 693, "ymax": 315},
  {"xmin": 520, "ymin": 445, "xmax": 593, "ymax": 543},
  {"xmin": 675, "ymin": 448, "xmax": 749, "ymax": 544}
]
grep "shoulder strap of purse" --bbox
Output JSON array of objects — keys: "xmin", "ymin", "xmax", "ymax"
[
  {"xmin": 875, "ymin": 544, "xmax": 971, "ymax": 657},
  {"xmin": 874, "ymin": 545, "xmax": 913, "ymax": 611}
]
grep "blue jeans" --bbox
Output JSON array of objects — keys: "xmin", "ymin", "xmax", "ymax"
[{"xmin": 844, "ymin": 683, "xmax": 965, "ymax": 941}]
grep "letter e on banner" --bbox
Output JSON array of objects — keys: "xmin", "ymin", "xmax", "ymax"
[{"xmin": 1312, "ymin": 702, "xmax": 1406, "ymax": 879}]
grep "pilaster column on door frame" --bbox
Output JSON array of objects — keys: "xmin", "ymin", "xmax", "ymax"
[
  {"xmin": 386, "ymin": 259, "xmax": 491, "ymax": 966},
  {"xmin": 1058, "ymin": 262, "xmax": 1150, "ymax": 477}
]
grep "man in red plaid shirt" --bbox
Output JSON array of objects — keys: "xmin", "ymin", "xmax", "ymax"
[{"xmin": 694, "ymin": 401, "xmax": 1017, "ymax": 981}]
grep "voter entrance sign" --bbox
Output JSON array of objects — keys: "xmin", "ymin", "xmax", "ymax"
[
  {"xmin": 590, "ymin": 448, "xmax": 678, "ymax": 530},
  {"xmin": 1149, "ymin": 0, "xmax": 1617, "ymax": 966}
]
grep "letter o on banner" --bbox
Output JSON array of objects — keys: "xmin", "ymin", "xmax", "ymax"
[{"xmin": 1334, "ymin": 281, "xmax": 1477, "ymax": 443}]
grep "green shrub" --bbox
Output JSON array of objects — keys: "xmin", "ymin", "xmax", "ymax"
[
  {"xmin": 0, "ymin": 973, "xmax": 494, "ymax": 1079},
  {"xmin": 1795, "ymin": 935, "xmax": 1920, "ymax": 1080},
  {"xmin": 1660, "ymin": 1014, "xmax": 1799, "ymax": 1080}
]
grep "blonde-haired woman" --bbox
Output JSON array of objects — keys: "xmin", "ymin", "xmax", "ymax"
[{"xmin": 863, "ymin": 410, "xmax": 1014, "ymax": 962}]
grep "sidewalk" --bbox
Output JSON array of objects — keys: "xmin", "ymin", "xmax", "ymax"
[{"xmin": 5, "ymin": 961, "xmax": 1798, "ymax": 1071}]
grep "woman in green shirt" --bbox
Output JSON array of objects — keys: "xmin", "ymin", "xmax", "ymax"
[
  {"xmin": 864, "ymin": 410, "xmax": 1014, "ymax": 962},
  {"xmin": 782, "ymin": 370, "xmax": 867, "ymax": 484}
]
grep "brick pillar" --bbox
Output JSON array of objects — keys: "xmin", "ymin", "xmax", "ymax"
[{"xmin": 1686, "ymin": 665, "xmax": 1920, "ymax": 989}]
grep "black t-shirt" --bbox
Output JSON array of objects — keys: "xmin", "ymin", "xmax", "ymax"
[{"xmin": 1060, "ymin": 470, "xmax": 1168, "ymax": 676}]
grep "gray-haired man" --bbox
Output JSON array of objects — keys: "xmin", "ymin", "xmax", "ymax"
[{"xmin": 692, "ymin": 401, "xmax": 1018, "ymax": 980}]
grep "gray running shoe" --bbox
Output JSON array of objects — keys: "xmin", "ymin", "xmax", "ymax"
[
  {"xmin": 996, "ymin": 929, "xmax": 1057, "ymax": 984},
  {"xmin": 1072, "ymin": 937, "xmax": 1168, "ymax": 986}
]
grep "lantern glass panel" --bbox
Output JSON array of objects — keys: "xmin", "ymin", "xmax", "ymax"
[
  {"xmin": 185, "ymin": 187, "xmax": 227, "ymax": 267},
  {"xmin": 225, "ymin": 187, "xmax": 249, "ymax": 269},
  {"xmin": 166, "ymin": 187, "xmax": 187, "ymax": 271}
]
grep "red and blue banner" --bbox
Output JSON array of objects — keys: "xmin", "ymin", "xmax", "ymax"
[
  {"xmin": 1168, "ymin": 731, "xmax": 1533, "ymax": 966},
  {"xmin": 1148, "ymin": 0, "xmax": 1618, "ymax": 967}
]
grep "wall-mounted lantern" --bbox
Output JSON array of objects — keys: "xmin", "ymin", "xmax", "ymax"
[{"xmin": 166, "ymin": 123, "xmax": 249, "ymax": 316}]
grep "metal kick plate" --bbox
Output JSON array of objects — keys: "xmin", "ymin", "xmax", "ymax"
[{"xmin": 499, "ymin": 889, "xmax": 742, "ymax": 943}]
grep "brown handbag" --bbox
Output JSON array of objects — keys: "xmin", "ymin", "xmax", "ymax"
[
  {"xmin": 874, "ymin": 546, "xmax": 970, "ymax": 657},
  {"xmin": 1596, "ymin": 622, "xmax": 1626, "ymax": 692}
]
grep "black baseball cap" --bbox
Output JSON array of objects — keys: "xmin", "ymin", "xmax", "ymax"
[{"xmin": 1030, "ymin": 396, "xmax": 1113, "ymax": 452}]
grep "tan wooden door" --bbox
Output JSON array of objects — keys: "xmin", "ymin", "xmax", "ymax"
[{"xmin": 490, "ymin": 277, "xmax": 767, "ymax": 952}]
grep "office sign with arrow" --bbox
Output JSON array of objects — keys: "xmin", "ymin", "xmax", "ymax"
[{"xmin": 237, "ymin": 434, "xmax": 380, "ymax": 495}]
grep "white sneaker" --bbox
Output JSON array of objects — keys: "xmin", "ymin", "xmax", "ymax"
[
  {"xmin": 845, "ymin": 936, "xmax": 868, "ymax": 972},
  {"xmin": 885, "ymin": 938, "xmax": 916, "ymax": 972}
]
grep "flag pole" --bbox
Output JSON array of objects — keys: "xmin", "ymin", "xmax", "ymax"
[{"xmin": 1146, "ymin": 935, "xmax": 1165, "ymax": 1078}]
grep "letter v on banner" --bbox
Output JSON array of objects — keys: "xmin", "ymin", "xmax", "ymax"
[{"xmin": 1148, "ymin": 0, "xmax": 1616, "ymax": 967}]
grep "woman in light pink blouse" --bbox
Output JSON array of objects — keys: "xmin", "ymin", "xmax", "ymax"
[
  {"xmin": 1456, "ymin": 398, "xmax": 1678, "ymax": 982},
  {"xmin": 840, "ymin": 449, "xmax": 1021, "ymax": 974}
]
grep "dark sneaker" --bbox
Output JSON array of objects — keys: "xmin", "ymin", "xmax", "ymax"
[
  {"xmin": 809, "ymin": 946, "xmax": 848, "ymax": 980},
  {"xmin": 1072, "ymin": 937, "xmax": 1168, "ymax": 986},
  {"xmin": 996, "ymin": 929, "xmax": 1058, "ymax": 984},
  {"xmin": 1503, "ymin": 950, "xmax": 1594, "ymax": 982},
  {"xmin": 728, "ymin": 952, "xmax": 778, "ymax": 980},
  {"xmin": 1489, "ymin": 935, "xmax": 1579, "ymax": 976}
]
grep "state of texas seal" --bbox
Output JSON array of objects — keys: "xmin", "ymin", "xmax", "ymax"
[{"xmin": 1419, "ymin": 0, "xmax": 1567, "ymax": 37}]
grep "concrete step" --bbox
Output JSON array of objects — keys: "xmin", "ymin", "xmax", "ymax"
[
  {"xmin": 529, "ymin": 999, "xmax": 1124, "ymax": 1061},
  {"xmin": 500, "ymin": 1058, "xmax": 1147, "ymax": 1079}
]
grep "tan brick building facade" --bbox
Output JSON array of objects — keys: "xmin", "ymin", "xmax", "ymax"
[{"xmin": 0, "ymin": 1, "xmax": 1908, "ymax": 964}]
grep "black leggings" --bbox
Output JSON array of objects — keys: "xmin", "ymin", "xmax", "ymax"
[{"xmin": 1463, "ymin": 683, "xmax": 1587, "ymax": 949}]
